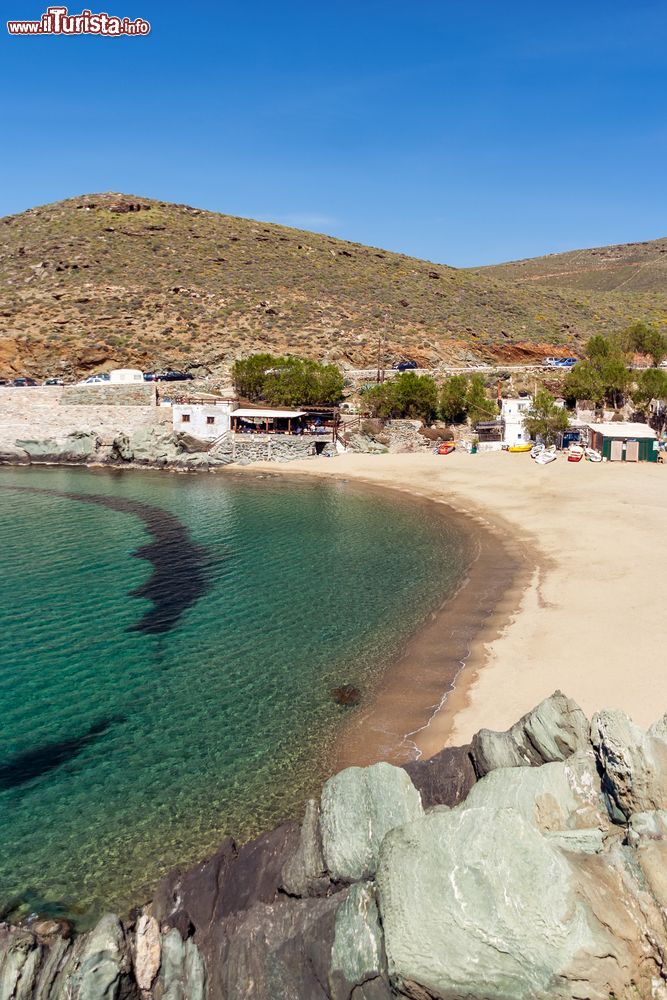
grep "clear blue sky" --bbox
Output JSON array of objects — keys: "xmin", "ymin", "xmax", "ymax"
[{"xmin": 2, "ymin": 1, "xmax": 666, "ymax": 265}]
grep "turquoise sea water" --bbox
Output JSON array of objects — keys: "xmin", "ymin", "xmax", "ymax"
[{"xmin": 0, "ymin": 466, "xmax": 469, "ymax": 926}]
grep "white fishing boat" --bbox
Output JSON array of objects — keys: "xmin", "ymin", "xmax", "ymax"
[
  {"xmin": 535, "ymin": 449, "xmax": 557, "ymax": 465},
  {"xmin": 530, "ymin": 443, "xmax": 545, "ymax": 459},
  {"xmin": 585, "ymin": 448, "xmax": 602, "ymax": 463}
]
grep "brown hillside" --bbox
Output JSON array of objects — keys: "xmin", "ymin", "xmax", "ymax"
[
  {"xmin": 474, "ymin": 237, "xmax": 667, "ymax": 293},
  {"xmin": 1, "ymin": 193, "xmax": 666, "ymax": 379}
]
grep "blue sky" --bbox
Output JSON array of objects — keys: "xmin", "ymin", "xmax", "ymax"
[{"xmin": 2, "ymin": 1, "xmax": 666, "ymax": 265}]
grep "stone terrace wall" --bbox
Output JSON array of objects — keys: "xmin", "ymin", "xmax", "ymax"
[
  {"xmin": 0, "ymin": 386, "xmax": 167, "ymax": 446},
  {"xmin": 61, "ymin": 383, "xmax": 156, "ymax": 406},
  {"xmin": 212, "ymin": 434, "xmax": 329, "ymax": 463}
]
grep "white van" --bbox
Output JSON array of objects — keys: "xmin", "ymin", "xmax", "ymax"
[{"xmin": 109, "ymin": 368, "xmax": 144, "ymax": 384}]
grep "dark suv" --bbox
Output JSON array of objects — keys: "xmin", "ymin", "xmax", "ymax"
[
  {"xmin": 12, "ymin": 377, "xmax": 38, "ymax": 387},
  {"xmin": 393, "ymin": 360, "xmax": 418, "ymax": 371}
]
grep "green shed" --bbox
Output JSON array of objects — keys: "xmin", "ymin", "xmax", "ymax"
[{"xmin": 588, "ymin": 422, "xmax": 659, "ymax": 463}]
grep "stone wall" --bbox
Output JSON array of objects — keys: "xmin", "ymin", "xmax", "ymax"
[
  {"xmin": 212, "ymin": 433, "xmax": 331, "ymax": 463},
  {"xmin": 0, "ymin": 386, "xmax": 166, "ymax": 446},
  {"xmin": 61, "ymin": 383, "xmax": 156, "ymax": 406}
]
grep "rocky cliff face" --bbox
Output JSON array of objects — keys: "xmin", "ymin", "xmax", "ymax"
[{"xmin": 6, "ymin": 692, "xmax": 667, "ymax": 999}]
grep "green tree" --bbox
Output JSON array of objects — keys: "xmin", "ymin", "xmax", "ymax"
[
  {"xmin": 232, "ymin": 354, "xmax": 344, "ymax": 405},
  {"xmin": 564, "ymin": 361, "xmax": 605, "ymax": 406},
  {"xmin": 232, "ymin": 353, "xmax": 277, "ymax": 400},
  {"xmin": 466, "ymin": 374, "xmax": 494, "ymax": 425},
  {"xmin": 523, "ymin": 390, "xmax": 570, "ymax": 444},
  {"xmin": 565, "ymin": 335, "xmax": 631, "ymax": 408},
  {"xmin": 365, "ymin": 372, "xmax": 438, "ymax": 421},
  {"xmin": 631, "ymin": 368, "xmax": 667, "ymax": 408},
  {"xmin": 620, "ymin": 321, "xmax": 667, "ymax": 366},
  {"xmin": 439, "ymin": 375, "xmax": 469, "ymax": 423}
]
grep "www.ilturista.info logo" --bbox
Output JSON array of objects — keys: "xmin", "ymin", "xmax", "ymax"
[{"xmin": 7, "ymin": 6, "xmax": 150, "ymax": 35}]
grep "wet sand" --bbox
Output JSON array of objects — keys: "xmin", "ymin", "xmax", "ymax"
[{"xmin": 246, "ymin": 449, "xmax": 667, "ymax": 759}]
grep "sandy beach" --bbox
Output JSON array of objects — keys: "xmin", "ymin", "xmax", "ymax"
[{"xmin": 251, "ymin": 449, "xmax": 667, "ymax": 756}]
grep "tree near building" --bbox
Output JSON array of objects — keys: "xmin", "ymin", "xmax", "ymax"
[
  {"xmin": 365, "ymin": 372, "xmax": 438, "ymax": 422},
  {"xmin": 564, "ymin": 334, "xmax": 631, "ymax": 408},
  {"xmin": 619, "ymin": 321, "xmax": 667, "ymax": 367},
  {"xmin": 439, "ymin": 375, "xmax": 469, "ymax": 423},
  {"xmin": 465, "ymin": 374, "xmax": 495, "ymax": 426},
  {"xmin": 231, "ymin": 354, "xmax": 344, "ymax": 405},
  {"xmin": 631, "ymin": 368, "xmax": 667, "ymax": 409},
  {"xmin": 523, "ymin": 390, "xmax": 570, "ymax": 444}
]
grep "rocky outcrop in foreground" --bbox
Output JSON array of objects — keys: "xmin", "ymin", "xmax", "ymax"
[{"xmin": 8, "ymin": 692, "xmax": 667, "ymax": 998}]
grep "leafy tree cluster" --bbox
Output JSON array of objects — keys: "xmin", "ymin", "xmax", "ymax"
[
  {"xmin": 523, "ymin": 390, "xmax": 570, "ymax": 444},
  {"xmin": 364, "ymin": 372, "xmax": 495, "ymax": 424},
  {"xmin": 232, "ymin": 354, "xmax": 344, "ymax": 406},
  {"xmin": 564, "ymin": 335, "xmax": 631, "ymax": 408},
  {"xmin": 631, "ymin": 367, "xmax": 667, "ymax": 409},
  {"xmin": 364, "ymin": 372, "xmax": 439, "ymax": 422},
  {"xmin": 617, "ymin": 322, "xmax": 667, "ymax": 368}
]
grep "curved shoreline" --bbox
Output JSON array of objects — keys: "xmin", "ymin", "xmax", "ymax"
[{"xmin": 224, "ymin": 466, "xmax": 538, "ymax": 767}]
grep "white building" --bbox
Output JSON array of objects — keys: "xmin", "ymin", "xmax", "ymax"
[
  {"xmin": 172, "ymin": 398, "xmax": 237, "ymax": 440},
  {"xmin": 501, "ymin": 396, "xmax": 532, "ymax": 447}
]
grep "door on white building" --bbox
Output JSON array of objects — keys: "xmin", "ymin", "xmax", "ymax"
[{"xmin": 610, "ymin": 440, "xmax": 623, "ymax": 461}]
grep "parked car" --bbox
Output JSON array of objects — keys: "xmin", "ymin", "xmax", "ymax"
[
  {"xmin": 159, "ymin": 371, "xmax": 195, "ymax": 382},
  {"xmin": 12, "ymin": 377, "xmax": 38, "ymax": 386},
  {"xmin": 392, "ymin": 360, "xmax": 418, "ymax": 371},
  {"xmin": 0, "ymin": 378, "xmax": 9, "ymax": 386},
  {"xmin": 544, "ymin": 357, "xmax": 577, "ymax": 368},
  {"xmin": 143, "ymin": 372, "xmax": 157, "ymax": 381},
  {"xmin": 78, "ymin": 374, "xmax": 110, "ymax": 385},
  {"xmin": 44, "ymin": 377, "xmax": 64, "ymax": 386}
]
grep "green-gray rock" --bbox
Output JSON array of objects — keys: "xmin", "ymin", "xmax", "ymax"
[
  {"xmin": 329, "ymin": 883, "xmax": 387, "ymax": 1000},
  {"xmin": 281, "ymin": 798, "xmax": 329, "ymax": 897},
  {"xmin": 320, "ymin": 763, "xmax": 423, "ymax": 882},
  {"xmin": 463, "ymin": 750, "xmax": 609, "ymax": 831},
  {"xmin": 376, "ymin": 806, "xmax": 667, "ymax": 999},
  {"xmin": 592, "ymin": 710, "xmax": 667, "ymax": 819},
  {"xmin": 471, "ymin": 691, "xmax": 590, "ymax": 776}
]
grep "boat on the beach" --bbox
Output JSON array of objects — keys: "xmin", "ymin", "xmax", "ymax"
[
  {"xmin": 585, "ymin": 448, "xmax": 602, "ymax": 463},
  {"xmin": 437, "ymin": 443, "xmax": 456, "ymax": 455},
  {"xmin": 567, "ymin": 445, "xmax": 584, "ymax": 463},
  {"xmin": 530, "ymin": 443, "xmax": 545, "ymax": 459},
  {"xmin": 535, "ymin": 449, "xmax": 557, "ymax": 465},
  {"xmin": 507, "ymin": 443, "xmax": 533, "ymax": 453}
]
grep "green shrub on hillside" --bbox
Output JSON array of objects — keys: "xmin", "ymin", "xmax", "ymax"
[
  {"xmin": 365, "ymin": 372, "xmax": 439, "ymax": 421},
  {"xmin": 232, "ymin": 354, "xmax": 344, "ymax": 405}
]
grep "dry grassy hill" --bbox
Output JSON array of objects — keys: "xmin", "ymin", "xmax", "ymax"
[
  {"xmin": 475, "ymin": 237, "xmax": 667, "ymax": 293},
  {"xmin": 1, "ymin": 193, "xmax": 666, "ymax": 379}
]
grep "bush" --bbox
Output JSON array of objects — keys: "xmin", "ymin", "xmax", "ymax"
[
  {"xmin": 232, "ymin": 354, "xmax": 344, "ymax": 405},
  {"xmin": 365, "ymin": 372, "xmax": 438, "ymax": 422}
]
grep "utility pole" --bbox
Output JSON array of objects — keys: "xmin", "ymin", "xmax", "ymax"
[{"xmin": 376, "ymin": 316, "xmax": 387, "ymax": 383}]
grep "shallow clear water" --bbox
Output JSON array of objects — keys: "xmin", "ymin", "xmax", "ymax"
[{"xmin": 0, "ymin": 466, "xmax": 469, "ymax": 926}]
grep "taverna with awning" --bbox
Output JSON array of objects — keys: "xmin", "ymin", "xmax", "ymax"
[
  {"xmin": 231, "ymin": 408, "xmax": 307, "ymax": 434},
  {"xmin": 587, "ymin": 422, "xmax": 659, "ymax": 462}
]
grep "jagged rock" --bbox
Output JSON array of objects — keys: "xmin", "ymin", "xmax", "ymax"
[
  {"xmin": 627, "ymin": 811, "xmax": 667, "ymax": 909},
  {"xmin": 65, "ymin": 914, "xmax": 133, "ymax": 1000},
  {"xmin": 463, "ymin": 751, "xmax": 610, "ymax": 831},
  {"xmin": 329, "ymin": 883, "xmax": 389, "ymax": 1000},
  {"xmin": 134, "ymin": 915, "xmax": 161, "ymax": 992},
  {"xmin": 153, "ymin": 822, "xmax": 300, "ymax": 943},
  {"xmin": 592, "ymin": 710, "xmax": 667, "ymax": 820},
  {"xmin": 156, "ymin": 928, "xmax": 205, "ymax": 1000},
  {"xmin": 281, "ymin": 799, "xmax": 330, "ymax": 897},
  {"xmin": 126, "ymin": 426, "xmax": 181, "ymax": 466},
  {"xmin": 403, "ymin": 743, "xmax": 476, "ymax": 808},
  {"xmin": 376, "ymin": 806, "xmax": 667, "ymax": 1000},
  {"xmin": 0, "ymin": 926, "xmax": 41, "ymax": 1000},
  {"xmin": 320, "ymin": 763, "xmax": 423, "ymax": 882},
  {"xmin": 175, "ymin": 432, "xmax": 210, "ymax": 454},
  {"xmin": 471, "ymin": 690, "xmax": 591, "ymax": 776},
  {"xmin": 111, "ymin": 433, "xmax": 133, "ymax": 461},
  {"xmin": 16, "ymin": 431, "xmax": 100, "ymax": 464},
  {"xmin": 34, "ymin": 936, "xmax": 70, "ymax": 1000},
  {"xmin": 208, "ymin": 896, "xmax": 342, "ymax": 1000},
  {"xmin": 0, "ymin": 443, "xmax": 30, "ymax": 465}
]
